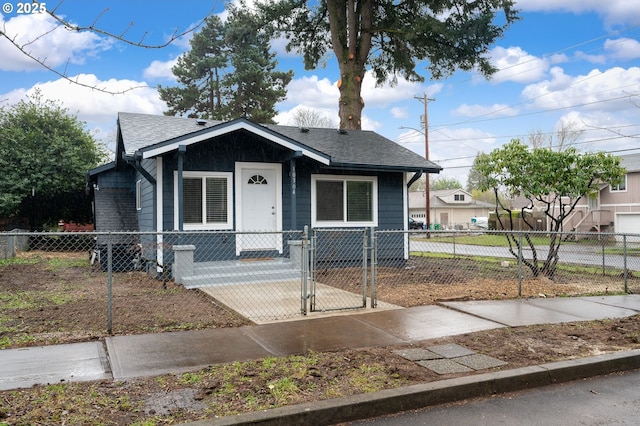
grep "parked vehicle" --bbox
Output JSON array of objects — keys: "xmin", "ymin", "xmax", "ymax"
[{"xmin": 409, "ymin": 217, "xmax": 424, "ymax": 230}]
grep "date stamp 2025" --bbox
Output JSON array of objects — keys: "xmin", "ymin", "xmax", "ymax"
[{"xmin": 2, "ymin": 2, "xmax": 47, "ymax": 15}]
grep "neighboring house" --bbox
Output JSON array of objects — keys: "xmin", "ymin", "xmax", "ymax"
[
  {"xmin": 87, "ymin": 112, "xmax": 442, "ymax": 268},
  {"xmin": 564, "ymin": 153, "xmax": 640, "ymax": 235},
  {"xmin": 409, "ymin": 189, "xmax": 493, "ymax": 229}
]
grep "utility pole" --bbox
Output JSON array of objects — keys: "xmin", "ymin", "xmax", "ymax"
[{"xmin": 415, "ymin": 94, "xmax": 434, "ymax": 230}]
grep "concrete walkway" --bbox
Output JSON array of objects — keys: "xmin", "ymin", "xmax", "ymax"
[{"xmin": 2, "ymin": 295, "xmax": 640, "ymax": 391}]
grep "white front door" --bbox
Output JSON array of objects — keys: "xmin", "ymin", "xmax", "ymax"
[{"xmin": 236, "ymin": 163, "xmax": 282, "ymax": 254}]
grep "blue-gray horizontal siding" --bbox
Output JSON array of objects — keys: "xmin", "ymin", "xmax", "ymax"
[
  {"xmin": 137, "ymin": 158, "xmax": 156, "ymax": 232},
  {"xmin": 94, "ymin": 167, "xmax": 138, "ymax": 237},
  {"xmin": 155, "ymin": 134, "xmax": 407, "ymax": 262}
]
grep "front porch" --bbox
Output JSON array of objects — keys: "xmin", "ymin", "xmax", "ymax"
[{"xmin": 170, "ymin": 242, "xmax": 396, "ymax": 323}]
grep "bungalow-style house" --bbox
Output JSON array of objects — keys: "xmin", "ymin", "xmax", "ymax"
[
  {"xmin": 564, "ymin": 153, "xmax": 640, "ymax": 236},
  {"xmin": 87, "ymin": 112, "xmax": 442, "ymax": 269},
  {"xmin": 409, "ymin": 189, "xmax": 493, "ymax": 230}
]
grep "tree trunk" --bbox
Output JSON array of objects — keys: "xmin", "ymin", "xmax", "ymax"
[
  {"xmin": 327, "ymin": 0, "xmax": 372, "ymax": 130},
  {"xmin": 337, "ymin": 60, "xmax": 364, "ymax": 130}
]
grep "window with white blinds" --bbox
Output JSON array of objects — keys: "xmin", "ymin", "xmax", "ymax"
[
  {"xmin": 174, "ymin": 172, "xmax": 233, "ymax": 230},
  {"xmin": 312, "ymin": 175, "xmax": 377, "ymax": 227}
]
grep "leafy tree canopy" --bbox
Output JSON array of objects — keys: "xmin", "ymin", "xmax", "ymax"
[
  {"xmin": 476, "ymin": 139, "xmax": 626, "ymax": 278},
  {"xmin": 466, "ymin": 153, "xmax": 488, "ymax": 192},
  {"xmin": 255, "ymin": 0, "xmax": 519, "ymax": 129},
  {"xmin": 158, "ymin": 7, "xmax": 293, "ymax": 123},
  {"xmin": 431, "ymin": 177, "xmax": 462, "ymax": 191},
  {"xmin": 0, "ymin": 90, "xmax": 104, "ymax": 226}
]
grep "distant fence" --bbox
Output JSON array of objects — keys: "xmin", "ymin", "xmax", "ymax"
[{"xmin": 1, "ymin": 229, "xmax": 639, "ymax": 335}]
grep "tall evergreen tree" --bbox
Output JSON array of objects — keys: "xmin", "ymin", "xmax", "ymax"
[
  {"xmin": 255, "ymin": 0, "xmax": 519, "ymax": 130},
  {"xmin": 159, "ymin": 15, "xmax": 228, "ymax": 119},
  {"xmin": 158, "ymin": 10, "xmax": 292, "ymax": 123},
  {"xmin": 221, "ymin": 8, "xmax": 293, "ymax": 123}
]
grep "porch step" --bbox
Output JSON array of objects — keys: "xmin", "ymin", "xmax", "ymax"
[{"xmin": 180, "ymin": 258, "xmax": 302, "ymax": 288}]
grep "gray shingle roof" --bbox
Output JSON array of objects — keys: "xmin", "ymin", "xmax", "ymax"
[
  {"xmin": 117, "ymin": 112, "xmax": 442, "ymax": 173},
  {"xmin": 620, "ymin": 153, "xmax": 640, "ymax": 173},
  {"xmin": 119, "ymin": 112, "xmax": 222, "ymax": 155}
]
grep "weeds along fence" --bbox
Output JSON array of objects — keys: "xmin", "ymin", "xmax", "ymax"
[
  {"xmin": 394, "ymin": 230, "xmax": 640, "ymax": 301},
  {"xmin": 1, "ymin": 229, "xmax": 639, "ymax": 336}
]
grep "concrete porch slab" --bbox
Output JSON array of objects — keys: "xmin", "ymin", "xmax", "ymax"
[{"xmin": 199, "ymin": 280, "xmax": 401, "ymax": 324}]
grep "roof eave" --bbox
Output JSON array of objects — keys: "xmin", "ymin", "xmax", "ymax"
[
  {"xmin": 327, "ymin": 162, "xmax": 442, "ymax": 174},
  {"xmin": 139, "ymin": 118, "xmax": 331, "ymax": 165}
]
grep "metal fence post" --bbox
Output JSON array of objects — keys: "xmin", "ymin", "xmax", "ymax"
[
  {"xmin": 301, "ymin": 226, "xmax": 308, "ymax": 316},
  {"xmin": 453, "ymin": 231, "xmax": 456, "ymax": 258},
  {"xmin": 602, "ymin": 233, "xmax": 606, "ymax": 276},
  {"xmin": 624, "ymin": 234, "xmax": 628, "ymax": 293},
  {"xmin": 370, "ymin": 228, "xmax": 377, "ymax": 308},
  {"xmin": 309, "ymin": 226, "xmax": 316, "ymax": 312},
  {"xmin": 107, "ymin": 233, "xmax": 113, "ymax": 335},
  {"xmin": 361, "ymin": 228, "xmax": 368, "ymax": 308},
  {"xmin": 517, "ymin": 232, "xmax": 523, "ymax": 297}
]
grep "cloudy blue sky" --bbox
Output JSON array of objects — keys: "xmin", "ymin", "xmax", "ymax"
[{"xmin": 1, "ymin": 0, "xmax": 639, "ymax": 184}]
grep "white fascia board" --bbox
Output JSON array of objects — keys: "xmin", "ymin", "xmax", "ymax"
[{"xmin": 141, "ymin": 121, "xmax": 330, "ymax": 165}]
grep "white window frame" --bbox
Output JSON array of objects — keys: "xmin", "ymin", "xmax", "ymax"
[
  {"xmin": 135, "ymin": 179, "xmax": 142, "ymax": 211},
  {"xmin": 610, "ymin": 174, "xmax": 627, "ymax": 192},
  {"xmin": 311, "ymin": 174, "xmax": 378, "ymax": 228},
  {"xmin": 454, "ymin": 194, "xmax": 465, "ymax": 202},
  {"xmin": 173, "ymin": 171, "xmax": 233, "ymax": 230}
]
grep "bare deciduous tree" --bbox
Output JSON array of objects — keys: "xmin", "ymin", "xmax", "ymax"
[
  {"xmin": 528, "ymin": 121, "xmax": 584, "ymax": 151},
  {"xmin": 0, "ymin": 1, "xmax": 215, "ymax": 94},
  {"xmin": 290, "ymin": 108, "xmax": 337, "ymax": 129}
]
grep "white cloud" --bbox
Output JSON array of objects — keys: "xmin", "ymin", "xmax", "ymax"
[
  {"xmin": 556, "ymin": 110, "xmax": 640, "ymax": 153},
  {"xmin": 281, "ymin": 75, "xmax": 339, "ymax": 109},
  {"xmin": 604, "ymin": 38, "xmax": 640, "ymax": 61},
  {"xmin": 395, "ymin": 126, "xmax": 497, "ymax": 184},
  {"xmin": 390, "ymin": 107, "xmax": 409, "ymax": 119},
  {"xmin": 549, "ymin": 53, "xmax": 570, "ymax": 65},
  {"xmin": 360, "ymin": 71, "xmax": 437, "ymax": 107},
  {"xmin": 452, "ymin": 103, "xmax": 519, "ymax": 118},
  {"xmin": 573, "ymin": 51, "xmax": 607, "ymax": 64},
  {"xmin": 143, "ymin": 58, "xmax": 179, "ymax": 80},
  {"xmin": 489, "ymin": 46, "xmax": 549, "ymax": 84},
  {"xmin": 515, "ymin": 0, "xmax": 640, "ymax": 26},
  {"xmin": 1, "ymin": 74, "xmax": 165, "ymax": 127},
  {"xmin": 0, "ymin": 13, "xmax": 112, "ymax": 72},
  {"xmin": 522, "ymin": 66, "xmax": 640, "ymax": 113}
]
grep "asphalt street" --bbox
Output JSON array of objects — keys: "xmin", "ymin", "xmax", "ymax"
[
  {"xmin": 410, "ymin": 240, "xmax": 640, "ymax": 271},
  {"xmin": 348, "ymin": 368, "xmax": 640, "ymax": 425}
]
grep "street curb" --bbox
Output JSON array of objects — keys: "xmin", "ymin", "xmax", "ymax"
[{"xmin": 185, "ymin": 349, "xmax": 640, "ymax": 426}]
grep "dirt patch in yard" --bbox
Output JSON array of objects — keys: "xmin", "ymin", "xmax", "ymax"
[
  {"xmin": 0, "ymin": 251, "xmax": 250, "ymax": 348},
  {"xmin": 1, "ymin": 251, "xmax": 640, "ymax": 424}
]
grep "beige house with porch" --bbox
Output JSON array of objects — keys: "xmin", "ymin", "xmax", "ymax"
[
  {"xmin": 564, "ymin": 153, "xmax": 640, "ymax": 235},
  {"xmin": 409, "ymin": 189, "xmax": 493, "ymax": 230}
]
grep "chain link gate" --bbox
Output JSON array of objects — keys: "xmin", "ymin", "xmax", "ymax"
[{"xmin": 304, "ymin": 228, "xmax": 373, "ymax": 313}]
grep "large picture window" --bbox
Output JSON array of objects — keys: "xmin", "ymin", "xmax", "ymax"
[
  {"xmin": 174, "ymin": 171, "xmax": 233, "ymax": 230},
  {"xmin": 312, "ymin": 175, "xmax": 377, "ymax": 227}
]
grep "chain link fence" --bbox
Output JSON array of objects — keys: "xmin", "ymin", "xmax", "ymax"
[
  {"xmin": 1, "ymin": 229, "xmax": 639, "ymax": 343},
  {"xmin": 310, "ymin": 228, "xmax": 369, "ymax": 312},
  {"xmin": 375, "ymin": 229, "xmax": 640, "ymax": 306}
]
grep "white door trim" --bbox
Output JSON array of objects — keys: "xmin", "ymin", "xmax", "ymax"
[{"xmin": 234, "ymin": 162, "xmax": 283, "ymax": 255}]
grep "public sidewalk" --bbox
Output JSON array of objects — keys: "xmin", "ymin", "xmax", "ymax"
[{"xmin": 2, "ymin": 295, "xmax": 640, "ymax": 394}]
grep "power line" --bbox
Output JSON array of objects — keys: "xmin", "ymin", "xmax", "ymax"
[
  {"xmin": 433, "ymin": 138, "xmax": 640, "ymax": 171},
  {"xmin": 431, "ymin": 90, "xmax": 639, "ymax": 129},
  {"xmin": 419, "ymin": 24, "xmax": 640, "ymax": 131}
]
